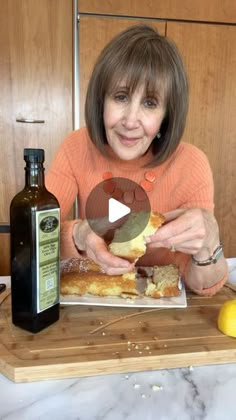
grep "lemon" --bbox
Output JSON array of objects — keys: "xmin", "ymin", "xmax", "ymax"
[{"xmin": 217, "ymin": 299, "xmax": 236, "ymax": 337}]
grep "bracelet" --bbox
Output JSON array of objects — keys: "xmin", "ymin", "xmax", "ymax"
[{"xmin": 191, "ymin": 242, "xmax": 223, "ymax": 266}]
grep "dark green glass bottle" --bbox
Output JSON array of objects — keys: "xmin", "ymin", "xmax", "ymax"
[{"xmin": 10, "ymin": 149, "xmax": 60, "ymax": 333}]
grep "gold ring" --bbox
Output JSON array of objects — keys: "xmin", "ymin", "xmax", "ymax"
[{"xmin": 170, "ymin": 245, "xmax": 176, "ymax": 252}]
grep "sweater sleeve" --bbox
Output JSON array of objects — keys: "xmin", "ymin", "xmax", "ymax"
[
  {"xmin": 46, "ymin": 133, "xmax": 82, "ymax": 259},
  {"xmin": 60, "ymin": 219, "xmax": 81, "ymax": 259},
  {"xmin": 184, "ymin": 147, "xmax": 214, "ymax": 210},
  {"xmin": 46, "ymin": 136, "xmax": 79, "ymax": 221}
]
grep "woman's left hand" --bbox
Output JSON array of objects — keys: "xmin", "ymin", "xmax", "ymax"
[{"xmin": 145, "ymin": 208, "xmax": 220, "ymax": 257}]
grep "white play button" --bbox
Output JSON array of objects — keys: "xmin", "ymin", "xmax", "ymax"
[
  {"xmin": 86, "ymin": 177, "xmax": 151, "ymax": 242},
  {"xmin": 108, "ymin": 198, "xmax": 131, "ymax": 223}
]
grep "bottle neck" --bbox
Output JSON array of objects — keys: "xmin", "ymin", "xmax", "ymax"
[{"xmin": 24, "ymin": 162, "xmax": 45, "ymax": 187}]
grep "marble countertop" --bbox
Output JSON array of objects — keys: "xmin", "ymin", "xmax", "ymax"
[
  {"xmin": 0, "ymin": 259, "xmax": 236, "ymax": 420},
  {"xmin": 1, "ymin": 364, "xmax": 236, "ymax": 420}
]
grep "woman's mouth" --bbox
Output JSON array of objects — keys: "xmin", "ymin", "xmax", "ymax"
[{"xmin": 118, "ymin": 134, "xmax": 140, "ymax": 146}]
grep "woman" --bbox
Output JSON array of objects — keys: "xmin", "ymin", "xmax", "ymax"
[{"xmin": 46, "ymin": 24, "xmax": 228, "ymax": 296}]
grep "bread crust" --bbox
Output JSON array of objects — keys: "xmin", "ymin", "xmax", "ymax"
[
  {"xmin": 61, "ymin": 257, "xmax": 102, "ymax": 274},
  {"xmin": 61, "ymin": 271, "xmax": 138, "ymax": 297}
]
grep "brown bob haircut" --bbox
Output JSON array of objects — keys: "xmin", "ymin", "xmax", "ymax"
[{"xmin": 85, "ymin": 24, "xmax": 189, "ymax": 167}]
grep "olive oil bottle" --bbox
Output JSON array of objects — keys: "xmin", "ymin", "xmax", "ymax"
[{"xmin": 10, "ymin": 149, "xmax": 60, "ymax": 333}]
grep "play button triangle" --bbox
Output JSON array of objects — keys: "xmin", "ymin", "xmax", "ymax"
[{"xmin": 108, "ymin": 198, "xmax": 131, "ymax": 223}]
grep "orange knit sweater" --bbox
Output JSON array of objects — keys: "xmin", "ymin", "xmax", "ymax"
[{"xmin": 46, "ymin": 127, "xmax": 227, "ymax": 295}]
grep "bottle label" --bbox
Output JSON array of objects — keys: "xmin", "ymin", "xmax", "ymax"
[{"xmin": 36, "ymin": 209, "xmax": 60, "ymax": 313}]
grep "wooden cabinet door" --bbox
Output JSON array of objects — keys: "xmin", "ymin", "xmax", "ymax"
[
  {"xmin": 79, "ymin": 16, "xmax": 166, "ymax": 126},
  {"xmin": 0, "ymin": 0, "xmax": 73, "ymax": 274},
  {"xmin": 167, "ymin": 22, "xmax": 236, "ymax": 257}
]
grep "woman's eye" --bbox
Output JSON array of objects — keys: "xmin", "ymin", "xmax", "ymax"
[
  {"xmin": 114, "ymin": 93, "xmax": 128, "ymax": 102},
  {"xmin": 144, "ymin": 98, "xmax": 158, "ymax": 108}
]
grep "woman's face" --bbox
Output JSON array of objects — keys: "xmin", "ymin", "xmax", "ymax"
[{"xmin": 103, "ymin": 82, "xmax": 166, "ymax": 161}]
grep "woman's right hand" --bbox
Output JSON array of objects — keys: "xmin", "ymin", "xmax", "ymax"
[{"xmin": 73, "ymin": 220, "xmax": 133, "ymax": 275}]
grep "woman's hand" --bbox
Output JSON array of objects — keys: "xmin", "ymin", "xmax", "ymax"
[
  {"xmin": 146, "ymin": 208, "xmax": 220, "ymax": 258},
  {"xmin": 73, "ymin": 220, "xmax": 134, "ymax": 275},
  {"xmin": 145, "ymin": 208, "xmax": 228, "ymax": 292}
]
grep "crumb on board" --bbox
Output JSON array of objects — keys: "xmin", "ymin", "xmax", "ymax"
[{"xmin": 151, "ymin": 384, "xmax": 163, "ymax": 391}]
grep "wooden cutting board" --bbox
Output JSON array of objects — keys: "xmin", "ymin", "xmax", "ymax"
[{"xmin": 1, "ymin": 286, "xmax": 236, "ymax": 383}]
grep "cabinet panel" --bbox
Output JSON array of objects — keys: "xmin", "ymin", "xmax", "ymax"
[
  {"xmin": 0, "ymin": 0, "xmax": 73, "ymax": 274},
  {"xmin": 167, "ymin": 22, "xmax": 236, "ymax": 257},
  {"xmin": 79, "ymin": 0, "xmax": 236, "ymax": 24},
  {"xmin": 79, "ymin": 16, "xmax": 166, "ymax": 125},
  {"xmin": 0, "ymin": 0, "xmax": 73, "ymax": 221}
]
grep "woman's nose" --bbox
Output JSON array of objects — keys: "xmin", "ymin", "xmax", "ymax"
[{"xmin": 122, "ymin": 103, "xmax": 140, "ymax": 129}]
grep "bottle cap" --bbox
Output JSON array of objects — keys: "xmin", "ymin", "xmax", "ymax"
[{"xmin": 24, "ymin": 148, "xmax": 45, "ymax": 163}]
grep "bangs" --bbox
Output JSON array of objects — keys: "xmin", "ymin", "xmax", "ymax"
[{"xmin": 105, "ymin": 41, "xmax": 171, "ymax": 104}]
